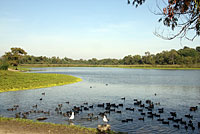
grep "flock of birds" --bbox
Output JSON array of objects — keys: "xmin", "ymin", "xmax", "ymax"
[{"xmin": 5, "ymin": 89, "xmax": 200, "ymax": 133}]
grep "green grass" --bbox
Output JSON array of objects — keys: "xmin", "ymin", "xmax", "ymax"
[
  {"xmin": 0, "ymin": 70, "xmax": 82, "ymax": 93},
  {"xmin": 0, "ymin": 116, "xmax": 122, "ymax": 134},
  {"xmin": 0, "ymin": 116, "xmax": 97, "ymax": 134}
]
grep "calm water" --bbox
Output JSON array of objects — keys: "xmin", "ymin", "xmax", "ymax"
[{"xmin": 0, "ymin": 67, "xmax": 200, "ymax": 134}]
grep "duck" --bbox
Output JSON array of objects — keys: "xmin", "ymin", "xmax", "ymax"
[
  {"xmin": 190, "ymin": 106, "xmax": 198, "ymax": 111},
  {"xmin": 126, "ymin": 119, "xmax": 133, "ymax": 122},
  {"xmin": 69, "ymin": 112, "xmax": 74, "ymax": 120},
  {"xmin": 173, "ymin": 124, "xmax": 180, "ymax": 129},
  {"xmin": 185, "ymin": 114, "xmax": 193, "ymax": 119},
  {"xmin": 138, "ymin": 117, "xmax": 144, "ymax": 121},
  {"xmin": 103, "ymin": 115, "xmax": 109, "ymax": 123},
  {"xmin": 121, "ymin": 97, "xmax": 125, "ymax": 100}
]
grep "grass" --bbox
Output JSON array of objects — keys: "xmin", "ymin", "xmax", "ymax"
[
  {"xmin": 0, "ymin": 116, "xmax": 97, "ymax": 134},
  {"xmin": 21, "ymin": 64, "xmax": 200, "ymax": 70},
  {"xmin": 0, "ymin": 117, "xmax": 122, "ymax": 134},
  {"xmin": 0, "ymin": 70, "xmax": 82, "ymax": 93}
]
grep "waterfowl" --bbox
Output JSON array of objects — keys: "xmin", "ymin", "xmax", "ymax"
[
  {"xmin": 41, "ymin": 92, "xmax": 45, "ymax": 95},
  {"xmin": 155, "ymin": 102, "xmax": 160, "ymax": 105},
  {"xmin": 138, "ymin": 117, "xmax": 144, "ymax": 121},
  {"xmin": 32, "ymin": 104, "xmax": 37, "ymax": 109},
  {"xmin": 103, "ymin": 115, "xmax": 109, "ymax": 123},
  {"xmin": 110, "ymin": 109, "xmax": 115, "ymax": 112},
  {"xmin": 121, "ymin": 97, "xmax": 125, "ymax": 100},
  {"xmin": 13, "ymin": 105, "xmax": 19, "ymax": 108},
  {"xmin": 138, "ymin": 109, "xmax": 143, "ymax": 112},
  {"xmin": 83, "ymin": 102, "xmax": 88, "ymax": 105},
  {"xmin": 141, "ymin": 112, "xmax": 146, "ymax": 116},
  {"xmin": 162, "ymin": 121, "xmax": 169, "ymax": 125},
  {"xmin": 121, "ymin": 120, "xmax": 128, "ymax": 123},
  {"xmin": 65, "ymin": 101, "xmax": 69, "ymax": 104},
  {"xmin": 119, "ymin": 104, "xmax": 123, "ymax": 107},
  {"xmin": 146, "ymin": 100, "xmax": 151, "ymax": 104},
  {"xmin": 139, "ymin": 104, "xmax": 145, "ymax": 108},
  {"xmin": 126, "ymin": 119, "xmax": 133, "ymax": 122},
  {"xmin": 180, "ymin": 120, "xmax": 186, "ymax": 125},
  {"xmin": 190, "ymin": 106, "xmax": 198, "ymax": 111},
  {"xmin": 170, "ymin": 112, "xmax": 176, "ymax": 117},
  {"xmin": 116, "ymin": 111, "xmax": 122, "ymax": 114},
  {"xmin": 37, "ymin": 117, "xmax": 48, "ymax": 121},
  {"xmin": 168, "ymin": 117, "xmax": 174, "ymax": 121},
  {"xmin": 39, "ymin": 98, "xmax": 42, "ymax": 101},
  {"xmin": 185, "ymin": 114, "xmax": 193, "ymax": 119},
  {"xmin": 89, "ymin": 105, "xmax": 93, "ymax": 108},
  {"xmin": 198, "ymin": 122, "xmax": 200, "ymax": 128},
  {"xmin": 69, "ymin": 112, "xmax": 74, "ymax": 120},
  {"xmin": 97, "ymin": 103, "xmax": 104, "ymax": 107},
  {"xmin": 184, "ymin": 125, "xmax": 188, "ymax": 130},
  {"xmin": 155, "ymin": 114, "xmax": 160, "ymax": 118},
  {"xmin": 84, "ymin": 107, "xmax": 89, "ymax": 111},
  {"xmin": 173, "ymin": 124, "xmax": 180, "ymax": 129},
  {"xmin": 157, "ymin": 118, "xmax": 164, "ymax": 121}
]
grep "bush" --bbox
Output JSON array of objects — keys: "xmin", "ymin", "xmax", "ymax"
[{"xmin": 0, "ymin": 61, "xmax": 9, "ymax": 70}]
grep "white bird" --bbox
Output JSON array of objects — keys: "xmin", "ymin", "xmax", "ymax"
[
  {"xmin": 69, "ymin": 112, "xmax": 74, "ymax": 120},
  {"xmin": 103, "ymin": 115, "xmax": 109, "ymax": 123}
]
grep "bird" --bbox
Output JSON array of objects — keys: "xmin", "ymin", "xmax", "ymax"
[
  {"xmin": 103, "ymin": 115, "xmax": 109, "ymax": 123},
  {"xmin": 69, "ymin": 112, "xmax": 74, "ymax": 120}
]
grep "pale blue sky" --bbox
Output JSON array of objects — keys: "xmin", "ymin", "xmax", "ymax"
[{"xmin": 0, "ymin": 0, "xmax": 199, "ymax": 59}]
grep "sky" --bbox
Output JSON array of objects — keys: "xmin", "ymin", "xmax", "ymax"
[{"xmin": 0, "ymin": 0, "xmax": 199, "ymax": 60}]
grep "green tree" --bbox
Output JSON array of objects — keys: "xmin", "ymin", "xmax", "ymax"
[
  {"xmin": 128, "ymin": 0, "xmax": 200, "ymax": 40},
  {"xmin": 3, "ymin": 48, "xmax": 27, "ymax": 69}
]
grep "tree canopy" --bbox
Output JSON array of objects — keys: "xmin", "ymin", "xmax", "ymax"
[
  {"xmin": 1, "ymin": 46, "xmax": 198, "ymax": 66},
  {"xmin": 128, "ymin": 0, "xmax": 200, "ymax": 41},
  {"xmin": 3, "ymin": 48, "xmax": 27, "ymax": 69}
]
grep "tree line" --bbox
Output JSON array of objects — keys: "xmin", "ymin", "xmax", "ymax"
[{"xmin": 1, "ymin": 46, "xmax": 200, "ymax": 69}]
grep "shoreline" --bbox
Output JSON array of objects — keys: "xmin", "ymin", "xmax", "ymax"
[
  {"xmin": 0, "ymin": 117, "xmax": 97, "ymax": 134},
  {"xmin": 21, "ymin": 64, "xmax": 200, "ymax": 70},
  {"xmin": 0, "ymin": 70, "xmax": 82, "ymax": 93}
]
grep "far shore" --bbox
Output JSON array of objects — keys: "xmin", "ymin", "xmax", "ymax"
[{"xmin": 21, "ymin": 64, "xmax": 200, "ymax": 70}]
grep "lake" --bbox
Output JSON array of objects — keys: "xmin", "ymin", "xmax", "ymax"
[{"xmin": 0, "ymin": 67, "xmax": 200, "ymax": 133}]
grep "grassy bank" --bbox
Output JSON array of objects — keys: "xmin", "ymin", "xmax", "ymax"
[
  {"xmin": 0, "ymin": 117, "xmax": 97, "ymax": 134},
  {"xmin": 21, "ymin": 64, "xmax": 200, "ymax": 70},
  {"xmin": 0, "ymin": 70, "xmax": 82, "ymax": 93}
]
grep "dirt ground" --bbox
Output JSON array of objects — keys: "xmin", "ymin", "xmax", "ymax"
[{"xmin": 0, "ymin": 119, "xmax": 97, "ymax": 134}]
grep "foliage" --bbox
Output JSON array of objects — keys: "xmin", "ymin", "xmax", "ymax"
[
  {"xmin": 14, "ymin": 46, "xmax": 200, "ymax": 66},
  {"xmin": 3, "ymin": 48, "xmax": 27, "ymax": 69},
  {"xmin": 0, "ymin": 59, "xmax": 9, "ymax": 70},
  {"xmin": 0, "ymin": 70, "xmax": 81, "ymax": 92},
  {"xmin": 128, "ymin": 0, "xmax": 200, "ymax": 40}
]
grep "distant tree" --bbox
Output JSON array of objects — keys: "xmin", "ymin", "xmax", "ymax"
[
  {"xmin": 132, "ymin": 55, "xmax": 143, "ymax": 64},
  {"xmin": 128, "ymin": 0, "xmax": 200, "ymax": 41},
  {"xmin": 3, "ymin": 48, "xmax": 27, "ymax": 69},
  {"xmin": 123, "ymin": 55, "xmax": 133, "ymax": 65}
]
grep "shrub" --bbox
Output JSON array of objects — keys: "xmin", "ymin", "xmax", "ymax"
[{"xmin": 0, "ymin": 61, "xmax": 9, "ymax": 70}]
